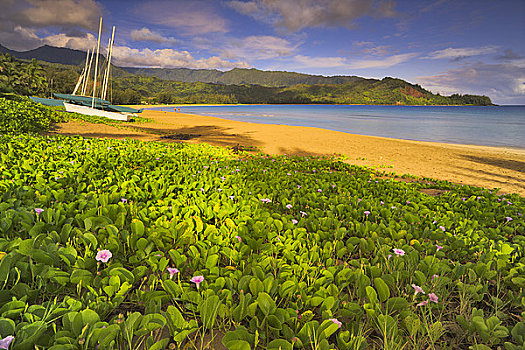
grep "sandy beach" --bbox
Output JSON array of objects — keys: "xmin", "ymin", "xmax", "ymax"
[{"xmin": 51, "ymin": 110, "xmax": 525, "ymax": 196}]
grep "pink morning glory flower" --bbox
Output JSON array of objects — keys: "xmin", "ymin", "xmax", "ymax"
[
  {"xmin": 35, "ymin": 208, "xmax": 44, "ymax": 215},
  {"xmin": 506, "ymin": 217, "xmax": 513, "ymax": 222},
  {"xmin": 286, "ymin": 204, "xmax": 293, "ymax": 209},
  {"xmin": 297, "ymin": 185, "xmax": 301, "ymax": 189},
  {"xmin": 235, "ymin": 235, "xmax": 242, "ymax": 242},
  {"xmin": 439, "ymin": 226, "xmax": 446, "ymax": 231},
  {"xmin": 387, "ymin": 254, "xmax": 392, "ymax": 259},
  {"xmin": 229, "ymin": 196, "xmax": 235, "ymax": 200},
  {"xmin": 95, "ymin": 249, "xmax": 112, "ymax": 263},
  {"xmin": 436, "ymin": 244, "xmax": 443, "ymax": 251},
  {"xmin": 364, "ymin": 211, "xmax": 370, "ymax": 215},
  {"xmin": 121, "ymin": 198, "xmax": 127, "ymax": 203},
  {"xmin": 411, "ymin": 284, "xmax": 425, "ymax": 296},
  {"xmin": 0, "ymin": 336, "xmax": 14, "ymax": 349},
  {"xmin": 191, "ymin": 275, "xmax": 204, "ymax": 289},
  {"xmin": 429, "ymin": 293, "xmax": 439, "ymax": 303},
  {"xmin": 300, "ymin": 211, "xmax": 307, "ymax": 217},
  {"xmin": 417, "ymin": 300, "xmax": 428, "ymax": 307},
  {"xmin": 167, "ymin": 267, "xmax": 179, "ymax": 278},
  {"xmin": 329, "ymin": 318, "xmax": 342, "ymax": 328},
  {"xmin": 200, "ymin": 188, "xmax": 205, "ymax": 192},
  {"xmin": 292, "ymin": 219, "xmax": 298, "ymax": 224},
  {"xmin": 318, "ymin": 189, "xmax": 322, "ymax": 192},
  {"xmin": 393, "ymin": 248, "xmax": 405, "ymax": 256}
]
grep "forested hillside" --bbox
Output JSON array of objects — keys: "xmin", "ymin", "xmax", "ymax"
[
  {"xmin": 0, "ymin": 52, "xmax": 493, "ymax": 106},
  {"xmin": 124, "ymin": 67, "xmax": 364, "ymax": 87}
]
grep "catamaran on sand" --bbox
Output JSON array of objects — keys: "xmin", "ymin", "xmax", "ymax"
[{"xmin": 31, "ymin": 17, "xmax": 142, "ymax": 121}]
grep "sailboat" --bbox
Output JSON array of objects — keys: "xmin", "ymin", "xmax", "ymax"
[{"xmin": 32, "ymin": 17, "xmax": 142, "ymax": 122}]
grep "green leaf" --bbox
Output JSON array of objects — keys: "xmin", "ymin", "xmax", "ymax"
[
  {"xmin": 267, "ymin": 339, "xmax": 292, "ymax": 350},
  {"xmin": 0, "ymin": 317, "xmax": 15, "ymax": 337},
  {"xmin": 149, "ymin": 338, "xmax": 170, "ymax": 350},
  {"xmin": 205, "ymin": 254, "xmax": 219, "ymax": 269},
  {"xmin": 70, "ymin": 269, "xmax": 93, "ymax": 285},
  {"xmin": 131, "ymin": 220, "xmax": 145, "ymax": 237},
  {"xmin": 267, "ymin": 314, "xmax": 282, "ymax": 330},
  {"xmin": 374, "ymin": 277, "xmax": 390, "ymax": 302},
  {"xmin": 257, "ymin": 292, "xmax": 276, "ymax": 316},
  {"xmin": 278, "ymin": 280, "xmax": 296, "ymax": 297},
  {"xmin": 81, "ymin": 309, "xmax": 100, "ymax": 326},
  {"xmin": 224, "ymin": 340, "xmax": 251, "ymax": 350},
  {"xmin": 386, "ymin": 297, "xmax": 409, "ymax": 312},
  {"xmin": 366, "ymin": 286, "xmax": 379, "ymax": 304},
  {"xmin": 200, "ymin": 295, "xmax": 221, "ymax": 331},
  {"xmin": 469, "ymin": 345, "xmax": 492, "ymax": 350}
]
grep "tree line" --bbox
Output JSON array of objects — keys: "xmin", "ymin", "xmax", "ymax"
[{"xmin": 0, "ymin": 53, "xmax": 493, "ymax": 106}]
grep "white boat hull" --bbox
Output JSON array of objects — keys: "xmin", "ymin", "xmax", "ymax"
[{"xmin": 64, "ymin": 102, "xmax": 130, "ymax": 121}]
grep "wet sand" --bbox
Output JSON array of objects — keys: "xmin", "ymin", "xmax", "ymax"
[{"xmin": 51, "ymin": 110, "xmax": 525, "ymax": 196}]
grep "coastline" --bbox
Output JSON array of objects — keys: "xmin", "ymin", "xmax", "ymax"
[
  {"xmin": 53, "ymin": 110, "xmax": 525, "ymax": 196},
  {"xmin": 125, "ymin": 103, "xmax": 499, "ymax": 108}
]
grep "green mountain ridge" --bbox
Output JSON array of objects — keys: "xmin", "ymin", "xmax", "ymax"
[
  {"xmin": 0, "ymin": 44, "xmax": 96, "ymax": 66},
  {"xmin": 123, "ymin": 67, "xmax": 365, "ymax": 87},
  {"xmin": 0, "ymin": 46, "xmax": 494, "ymax": 106}
]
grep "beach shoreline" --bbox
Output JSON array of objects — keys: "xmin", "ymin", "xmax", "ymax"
[{"xmin": 51, "ymin": 110, "xmax": 525, "ymax": 196}]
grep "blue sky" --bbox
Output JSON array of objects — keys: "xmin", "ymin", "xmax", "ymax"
[{"xmin": 1, "ymin": 0, "xmax": 524, "ymax": 104}]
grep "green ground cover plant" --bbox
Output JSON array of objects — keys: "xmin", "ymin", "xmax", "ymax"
[
  {"xmin": 0, "ymin": 97, "xmax": 65, "ymax": 133},
  {"xmin": 0, "ymin": 98, "xmax": 150, "ymax": 137},
  {"xmin": 0, "ymin": 114, "xmax": 523, "ymax": 348}
]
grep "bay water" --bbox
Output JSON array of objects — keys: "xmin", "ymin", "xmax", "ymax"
[{"xmin": 147, "ymin": 105, "xmax": 525, "ymax": 149}]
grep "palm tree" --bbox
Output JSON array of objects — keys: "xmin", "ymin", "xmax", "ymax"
[{"xmin": 23, "ymin": 59, "xmax": 47, "ymax": 95}]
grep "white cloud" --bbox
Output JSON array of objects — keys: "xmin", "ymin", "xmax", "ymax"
[
  {"xmin": 417, "ymin": 62, "xmax": 525, "ymax": 104},
  {"xmin": 0, "ymin": 0, "xmax": 102, "ymax": 50},
  {"xmin": 111, "ymin": 46, "xmax": 250, "ymax": 70},
  {"xmin": 228, "ymin": 0, "xmax": 397, "ymax": 32},
  {"xmin": 293, "ymin": 55, "xmax": 348, "ymax": 68},
  {"xmin": 0, "ymin": 25, "xmax": 42, "ymax": 51},
  {"xmin": 293, "ymin": 52, "xmax": 416, "ymax": 69},
  {"xmin": 130, "ymin": 27, "xmax": 179, "ymax": 44},
  {"xmin": 133, "ymin": 1, "xmax": 228, "ymax": 35},
  {"xmin": 347, "ymin": 53, "xmax": 417, "ymax": 68},
  {"xmin": 353, "ymin": 41, "xmax": 392, "ymax": 56},
  {"xmin": 43, "ymin": 32, "xmax": 97, "ymax": 51},
  {"xmin": 423, "ymin": 46, "xmax": 499, "ymax": 60},
  {"xmin": 221, "ymin": 35, "xmax": 298, "ymax": 61},
  {"xmin": 17, "ymin": 0, "xmax": 103, "ymax": 30}
]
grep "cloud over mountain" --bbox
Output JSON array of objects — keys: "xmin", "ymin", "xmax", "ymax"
[
  {"xmin": 228, "ymin": 0, "xmax": 397, "ymax": 31},
  {"xmin": 111, "ymin": 46, "xmax": 249, "ymax": 70},
  {"xmin": 423, "ymin": 46, "xmax": 499, "ymax": 60},
  {"xmin": 133, "ymin": 1, "xmax": 228, "ymax": 35},
  {"xmin": 130, "ymin": 28, "xmax": 179, "ymax": 44},
  {"xmin": 417, "ymin": 61, "xmax": 525, "ymax": 104}
]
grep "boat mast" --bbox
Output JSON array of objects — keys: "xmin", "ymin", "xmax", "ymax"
[
  {"xmin": 73, "ymin": 49, "xmax": 90, "ymax": 95},
  {"xmin": 100, "ymin": 37, "xmax": 111, "ymax": 100},
  {"xmin": 91, "ymin": 17, "xmax": 103, "ymax": 108},
  {"xmin": 102, "ymin": 26, "xmax": 115, "ymax": 101},
  {"xmin": 82, "ymin": 46, "xmax": 95, "ymax": 96}
]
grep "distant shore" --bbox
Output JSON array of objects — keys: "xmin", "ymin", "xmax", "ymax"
[
  {"xmin": 53, "ymin": 109, "xmax": 525, "ymax": 196},
  {"xmin": 124, "ymin": 103, "xmax": 498, "ymax": 108}
]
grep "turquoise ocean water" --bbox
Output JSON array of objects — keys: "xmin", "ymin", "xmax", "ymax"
[{"xmin": 147, "ymin": 105, "xmax": 525, "ymax": 149}]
